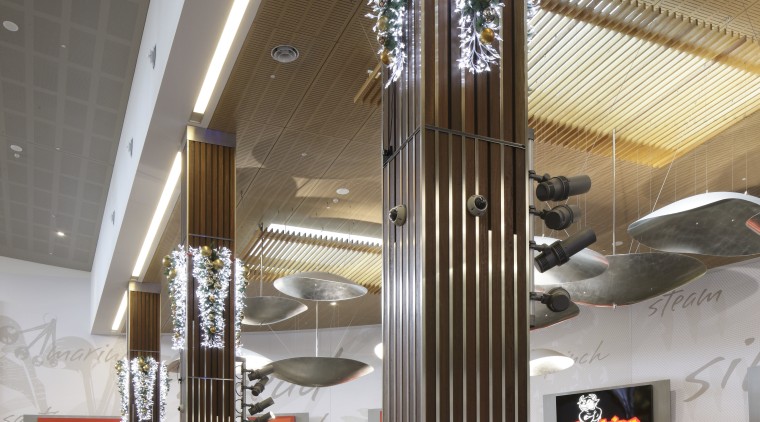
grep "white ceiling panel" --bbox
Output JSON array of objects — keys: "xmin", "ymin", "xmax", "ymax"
[{"xmin": 0, "ymin": 0, "xmax": 149, "ymax": 270}]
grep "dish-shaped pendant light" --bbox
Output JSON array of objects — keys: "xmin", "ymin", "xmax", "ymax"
[
  {"xmin": 242, "ymin": 296, "xmax": 307, "ymax": 326},
  {"xmin": 274, "ymin": 272, "xmax": 367, "ymax": 301},
  {"xmin": 533, "ymin": 236, "xmax": 609, "ymax": 285},
  {"xmin": 628, "ymin": 192, "xmax": 760, "ymax": 256},
  {"xmin": 557, "ymin": 253, "xmax": 705, "ymax": 306},
  {"xmin": 530, "ymin": 349, "xmax": 574, "ymax": 376},
  {"xmin": 265, "ymin": 357, "xmax": 373, "ymax": 387}
]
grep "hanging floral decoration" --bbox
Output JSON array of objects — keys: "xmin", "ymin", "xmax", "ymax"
[
  {"xmin": 159, "ymin": 362, "xmax": 170, "ymax": 422},
  {"xmin": 191, "ymin": 245, "xmax": 232, "ymax": 348},
  {"xmin": 131, "ymin": 356, "xmax": 159, "ymax": 422},
  {"xmin": 115, "ymin": 358, "xmax": 130, "ymax": 422},
  {"xmin": 234, "ymin": 259, "xmax": 250, "ymax": 354},
  {"xmin": 163, "ymin": 246, "xmax": 188, "ymax": 350},
  {"xmin": 367, "ymin": 0, "xmax": 407, "ymax": 87},
  {"xmin": 526, "ymin": 0, "xmax": 540, "ymax": 47},
  {"xmin": 456, "ymin": 0, "xmax": 504, "ymax": 73}
]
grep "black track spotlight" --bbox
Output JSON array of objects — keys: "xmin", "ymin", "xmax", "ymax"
[
  {"xmin": 542, "ymin": 204, "xmax": 580, "ymax": 230},
  {"xmin": 251, "ymin": 412, "xmax": 275, "ymax": 422},
  {"xmin": 248, "ymin": 397, "xmax": 274, "ymax": 415},
  {"xmin": 246, "ymin": 376, "xmax": 270, "ymax": 396},
  {"xmin": 533, "ymin": 174, "xmax": 591, "ymax": 202},
  {"xmin": 531, "ymin": 204, "xmax": 581, "ymax": 231},
  {"xmin": 532, "ymin": 228, "xmax": 597, "ymax": 273},
  {"xmin": 247, "ymin": 365, "xmax": 274, "ymax": 381},
  {"xmin": 530, "ymin": 287, "xmax": 571, "ymax": 313}
]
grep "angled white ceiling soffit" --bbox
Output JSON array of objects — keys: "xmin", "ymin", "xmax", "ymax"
[{"xmin": 89, "ymin": 0, "xmax": 261, "ymax": 334}]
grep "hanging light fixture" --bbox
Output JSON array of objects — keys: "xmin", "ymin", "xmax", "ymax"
[
  {"xmin": 628, "ymin": 192, "xmax": 760, "ymax": 256},
  {"xmin": 242, "ymin": 237, "xmax": 308, "ymax": 326},
  {"xmin": 530, "ymin": 348, "xmax": 574, "ymax": 376}
]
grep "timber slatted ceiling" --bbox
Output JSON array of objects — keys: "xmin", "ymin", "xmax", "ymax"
[
  {"xmin": 530, "ymin": 0, "xmax": 760, "ymax": 166},
  {"xmin": 646, "ymin": 0, "xmax": 760, "ymax": 41},
  {"xmin": 239, "ymin": 226, "xmax": 382, "ymax": 294},
  {"xmin": 209, "ymin": 0, "xmax": 382, "ymax": 252}
]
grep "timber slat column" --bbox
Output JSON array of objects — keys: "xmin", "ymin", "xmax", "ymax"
[
  {"xmin": 381, "ymin": 0, "xmax": 528, "ymax": 421},
  {"xmin": 127, "ymin": 282, "xmax": 162, "ymax": 422},
  {"xmin": 181, "ymin": 127, "xmax": 236, "ymax": 422}
]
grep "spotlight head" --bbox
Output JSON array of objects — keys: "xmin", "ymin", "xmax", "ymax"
[
  {"xmin": 534, "ymin": 228, "xmax": 596, "ymax": 273},
  {"xmin": 247, "ymin": 365, "xmax": 274, "ymax": 381},
  {"xmin": 544, "ymin": 287, "xmax": 571, "ymax": 312},
  {"xmin": 249, "ymin": 376, "xmax": 270, "ymax": 396},
  {"xmin": 542, "ymin": 204, "xmax": 580, "ymax": 230},
  {"xmin": 529, "ymin": 287, "xmax": 571, "ymax": 313},
  {"xmin": 248, "ymin": 397, "xmax": 274, "ymax": 415},
  {"xmin": 536, "ymin": 175, "xmax": 591, "ymax": 201}
]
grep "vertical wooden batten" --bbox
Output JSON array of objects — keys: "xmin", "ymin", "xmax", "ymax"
[
  {"xmin": 127, "ymin": 281, "xmax": 162, "ymax": 422},
  {"xmin": 181, "ymin": 127, "xmax": 236, "ymax": 422},
  {"xmin": 382, "ymin": 0, "xmax": 528, "ymax": 421}
]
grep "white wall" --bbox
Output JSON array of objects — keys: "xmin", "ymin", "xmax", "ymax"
[
  {"xmin": 12, "ymin": 248, "xmax": 755, "ymax": 422},
  {"xmin": 0, "ymin": 257, "xmax": 124, "ymax": 421},
  {"xmin": 160, "ymin": 325, "xmax": 383, "ymax": 422},
  {"xmin": 531, "ymin": 256, "xmax": 760, "ymax": 422}
]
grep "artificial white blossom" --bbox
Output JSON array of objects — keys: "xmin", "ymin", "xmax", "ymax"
[
  {"xmin": 191, "ymin": 246, "xmax": 232, "ymax": 348},
  {"xmin": 131, "ymin": 356, "xmax": 159, "ymax": 422},
  {"xmin": 167, "ymin": 246, "xmax": 188, "ymax": 350},
  {"xmin": 368, "ymin": 0, "xmax": 407, "ymax": 87},
  {"xmin": 159, "ymin": 362, "xmax": 170, "ymax": 422},
  {"xmin": 234, "ymin": 258, "xmax": 247, "ymax": 354},
  {"xmin": 456, "ymin": 0, "xmax": 504, "ymax": 73},
  {"xmin": 115, "ymin": 358, "xmax": 130, "ymax": 422}
]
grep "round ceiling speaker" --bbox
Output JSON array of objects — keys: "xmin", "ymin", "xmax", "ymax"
[{"xmin": 271, "ymin": 45, "xmax": 299, "ymax": 63}]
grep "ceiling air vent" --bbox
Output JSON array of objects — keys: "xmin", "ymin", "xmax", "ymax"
[{"xmin": 271, "ymin": 45, "xmax": 299, "ymax": 63}]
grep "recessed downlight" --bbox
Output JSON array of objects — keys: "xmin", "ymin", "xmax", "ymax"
[
  {"xmin": 3, "ymin": 20, "xmax": 19, "ymax": 32},
  {"xmin": 336, "ymin": 188, "xmax": 350, "ymax": 195},
  {"xmin": 271, "ymin": 45, "xmax": 299, "ymax": 63},
  {"xmin": 56, "ymin": 231, "xmax": 65, "ymax": 237},
  {"xmin": 10, "ymin": 144, "xmax": 22, "ymax": 152}
]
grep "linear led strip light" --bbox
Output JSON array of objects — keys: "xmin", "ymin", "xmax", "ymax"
[
  {"xmin": 112, "ymin": 290, "xmax": 129, "ymax": 331},
  {"xmin": 111, "ymin": 153, "xmax": 182, "ymax": 331},
  {"xmin": 192, "ymin": 0, "xmax": 251, "ymax": 119},
  {"xmin": 264, "ymin": 224, "xmax": 383, "ymax": 248}
]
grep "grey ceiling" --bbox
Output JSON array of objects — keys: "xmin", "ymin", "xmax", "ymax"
[{"xmin": 0, "ymin": 0, "xmax": 149, "ymax": 270}]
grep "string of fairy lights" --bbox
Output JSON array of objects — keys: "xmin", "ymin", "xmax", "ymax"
[
  {"xmin": 369, "ymin": 0, "xmax": 539, "ymax": 79},
  {"xmin": 118, "ymin": 245, "xmax": 251, "ymax": 421}
]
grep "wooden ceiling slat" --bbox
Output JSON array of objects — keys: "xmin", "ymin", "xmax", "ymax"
[{"xmin": 526, "ymin": 0, "xmax": 760, "ymax": 166}]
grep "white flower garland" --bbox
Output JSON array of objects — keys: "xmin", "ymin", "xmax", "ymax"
[
  {"xmin": 131, "ymin": 356, "xmax": 158, "ymax": 422},
  {"xmin": 191, "ymin": 246, "xmax": 232, "ymax": 348},
  {"xmin": 368, "ymin": 0, "xmax": 407, "ymax": 87},
  {"xmin": 234, "ymin": 259, "xmax": 248, "ymax": 354},
  {"xmin": 159, "ymin": 362, "xmax": 170, "ymax": 422},
  {"xmin": 526, "ymin": 0, "xmax": 540, "ymax": 48},
  {"xmin": 115, "ymin": 358, "xmax": 129, "ymax": 422},
  {"xmin": 165, "ymin": 246, "xmax": 188, "ymax": 350},
  {"xmin": 456, "ymin": 0, "xmax": 504, "ymax": 73}
]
